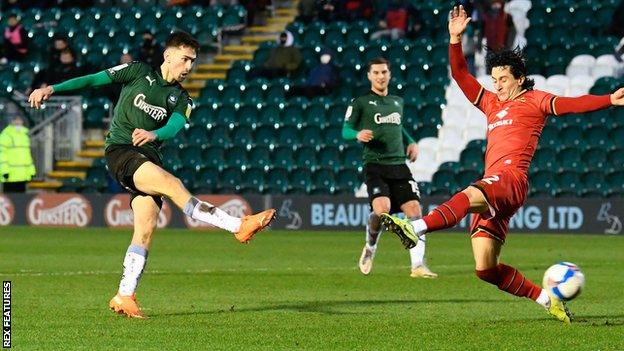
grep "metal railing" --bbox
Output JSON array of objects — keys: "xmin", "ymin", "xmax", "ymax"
[{"xmin": 11, "ymin": 92, "xmax": 83, "ymax": 180}]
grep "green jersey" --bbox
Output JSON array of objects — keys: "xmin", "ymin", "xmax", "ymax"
[
  {"xmin": 104, "ymin": 61, "xmax": 192, "ymax": 158},
  {"xmin": 344, "ymin": 91, "xmax": 411, "ymax": 165}
]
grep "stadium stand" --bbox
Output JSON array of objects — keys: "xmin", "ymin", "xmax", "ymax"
[{"xmin": 4, "ymin": 0, "xmax": 623, "ymax": 197}]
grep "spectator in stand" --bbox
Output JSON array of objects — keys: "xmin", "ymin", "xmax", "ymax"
[
  {"xmin": 341, "ymin": 0, "xmax": 374, "ymax": 22},
  {"xmin": 37, "ymin": 49, "xmax": 83, "ymax": 92},
  {"xmin": 370, "ymin": 0, "xmax": 412, "ymax": 41},
  {"xmin": 316, "ymin": 0, "xmax": 341, "ymax": 23},
  {"xmin": 1, "ymin": 14, "xmax": 28, "ymax": 64},
  {"xmin": 239, "ymin": 0, "xmax": 271, "ymax": 26},
  {"xmin": 480, "ymin": 0, "xmax": 515, "ymax": 51},
  {"xmin": 297, "ymin": 0, "xmax": 317, "ymax": 24},
  {"xmin": 0, "ymin": 116, "xmax": 36, "ymax": 193},
  {"xmin": 248, "ymin": 31, "xmax": 301, "ymax": 79},
  {"xmin": 608, "ymin": 0, "xmax": 624, "ymax": 38},
  {"xmin": 286, "ymin": 49, "xmax": 339, "ymax": 99},
  {"xmin": 138, "ymin": 31, "xmax": 164, "ymax": 70},
  {"xmin": 48, "ymin": 35, "xmax": 72, "ymax": 65}
]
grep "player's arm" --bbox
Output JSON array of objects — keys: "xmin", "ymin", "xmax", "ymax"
[
  {"xmin": 448, "ymin": 5, "xmax": 485, "ymax": 106},
  {"xmin": 550, "ymin": 95, "xmax": 612, "ymax": 116},
  {"xmin": 342, "ymin": 98, "xmax": 373, "ymax": 142},
  {"xmin": 549, "ymin": 87, "xmax": 624, "ymax": 116},
  {"xmin": 402, "ymin": 127, "xmax": 418, "ymax": 162},
  {"xmin": 132, "ymin": 113, "xmax": 186, "ymax": 147},
  {"xmin": 28, "ymin": 71, "xmax": 113, "ymax": 109}
]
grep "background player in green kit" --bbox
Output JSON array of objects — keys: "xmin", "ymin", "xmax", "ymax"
[
  {"xmin": 342, "ymin": 57, "xmax": 437, "ymax": 278},
  {"xmin": 28, "ymin": 32, "xmax": 276, "ymax": 318}
]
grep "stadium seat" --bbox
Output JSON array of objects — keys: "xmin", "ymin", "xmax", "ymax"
[
  {"xmin": 277, "ymin": 126, "xmax": 301, "ymax": 145},
  {"xmin": 254, "ymin": 125, "xmax": 278, "ymax": 147},
  {"xmin": 530, "ymin": 170, "xmax": 557, "ymax": 193},
  {"xmin": 247, "ymin": 146, "xmax": 271, "ymax": 169},
  {"xmin": 241, "ymin": 168, "xmax": 266, "ymax": 193},
  {"xmin": 224, "ymin": 146, "xmax": 248, "ymax": 168},
  {"xmin": 289, "ymin": 168, "xmax": 313, "ymax": 193},
  {"xmin": 312, "ymin": 169, "xmax": 336, "ymax": 193},
  {"xmin": 231, "ymin": 125, "xmax": 254, "ymax": 146},
  {"xmin": 180, "ymin": 148, "xmax": 205, "ymax": 171},
  {"xmin": 336, "ymin": 169, "xmax": 361, "ymax": 193},
  {"xmin": 266, "ymin": 168, "xmax": 290, "ymax": 193},
  {"xmin": 294, "ymin": 146, "xmax": 318, "ymax": 169},
  {"xmin": 272, "ymin": 146, "xmax": 295, "ymax": 171},
  {"xmin": 203, "ymin": 146, "xmax": 226, "ymax": 170}
]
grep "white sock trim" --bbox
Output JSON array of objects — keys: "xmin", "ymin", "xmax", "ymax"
[
  {"xmin": 536, "ymin": 289, "xmax": 550, "ymax": 308},
  {"xmin": 118, "ymin": 251, "xmax": 147, "ymax": 296}
]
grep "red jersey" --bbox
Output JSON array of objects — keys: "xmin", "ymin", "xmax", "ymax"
[
  {"xmin": 476, "ymin": 89, "xmax": 554, "ymax": 173},
  {"xmin": 449, "ymin": 43, "xmax": 612, "ymax": 176}
]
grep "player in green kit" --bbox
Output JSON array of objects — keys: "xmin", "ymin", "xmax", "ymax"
[
  {"xmin": 342, "ymin": 58, "xmax": 437, "ymax": 278},
  {"xmin": 28, "ymin": 32, "xmax": 276, "ymax": 318}
]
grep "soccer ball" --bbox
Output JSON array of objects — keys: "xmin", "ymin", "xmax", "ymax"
[{"xmin": 542, "ymin": 262, "xmax": 585, "ymax": 301}]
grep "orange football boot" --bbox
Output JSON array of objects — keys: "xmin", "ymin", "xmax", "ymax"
[
  {"xmin": 109, "ymin": 293, "xmax": 146, "ymax": 319},
  {"xmin": 234, "ymin": 209, "xmax": 277, "ymax": 243}
]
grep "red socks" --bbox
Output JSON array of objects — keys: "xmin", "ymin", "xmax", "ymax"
[
  {"xmin": 476, "ymin": 264, "xmax": 542, "ymax": 300},
  {"xmin": 423, "ymin": 192, "xmax": 471, "ymax": 232}
]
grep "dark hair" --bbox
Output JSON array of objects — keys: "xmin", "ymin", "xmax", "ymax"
[
  {"xmin": 485, "ymin": 46, "xmax": 535, "ymax": 90},
  {"xmin": 165, "ymin": 31, "xmax": 199, "ymax": 52},
  {"xmin": 367, "ymin": 57, "xmax": 390, "ymax": 72}
]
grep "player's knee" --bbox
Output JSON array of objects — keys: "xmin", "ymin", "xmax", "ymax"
[{"xmin": 475, "ymin": 267, "xmax": 500, "ymax": 285}]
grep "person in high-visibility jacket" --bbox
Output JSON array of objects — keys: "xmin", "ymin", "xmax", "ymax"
[{"xmin": 0, "ymin": 116, "xmax": 35, "ymax": 192}]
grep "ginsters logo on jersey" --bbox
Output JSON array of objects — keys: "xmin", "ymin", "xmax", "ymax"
[
  {"xmin": 374, "ymin": 112, "xmax": 401, "ymax": 125},
  {"xmin": 27, "ymin": 194, "xmax": 92, "ymax": 227},
  {"xmin": 185, "ymin": 195, "xmax": 251, "ymax": 229},
  {"xmin": 105, "ymin": 194, "xmax": 172, "ymax": 228},
  {"xmin": 0, "ymin": 195, "xmax": 15, "ymax": 226},
  {"xmin": 133, "ymin": 94, "xmax": 167, "ymax": 121}
]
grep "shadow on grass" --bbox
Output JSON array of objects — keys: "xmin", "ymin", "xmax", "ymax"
[
  {"xmin": 153, "ymin": 298, "xmax": 498, "ymax": 317},
  {"xmin": 573, "ymin": 314, "xmax": 624, "ymax": 327}
]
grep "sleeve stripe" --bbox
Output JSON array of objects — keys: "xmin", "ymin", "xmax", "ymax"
[
  {"xmin": 472, "ymin": 86, "xmax": 485, "ymax": 106},
  {"xmin": 550, "ymin": 96, "xmax": 558, "ymax": 116}
]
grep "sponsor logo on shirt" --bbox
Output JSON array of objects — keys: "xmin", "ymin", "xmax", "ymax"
[
  {"xmin": 107, "ymin": 63, "xmax": 130, "ymax": 76},
  {"xmin": 488, "ymin": 119, "xmax": 513, "ymax": 131},
  {"xmin": 368, "ymin": 101, "xmax": 378, "ymax": 106},
  {"xmin": 496, "ymin": 107, "xmax": 509, "ymax": 119},
  {"xmin": 374, "ymin": 112, "xmax": 401, "ymax": 125},
  {"xmin": 145, "ymin": 75, "xmax": 156, "ymax": 86},
  {"xmin": 345, "ymin": 105, "xmax": 353, "ymax": 121},
  {"xmin": 167, "ymin": 93, "xmax": 178, "ymax": 104},
  {"xmin": 133, "ymin": 94, "xmax": 167, "ymax": 121}
]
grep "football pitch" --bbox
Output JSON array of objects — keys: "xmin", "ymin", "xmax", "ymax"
[{"xmin": 1, "ymin": 226, "xmax": 622, "ymax": 350}]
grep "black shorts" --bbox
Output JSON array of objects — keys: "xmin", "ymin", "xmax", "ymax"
[
  {"xmin": 105, "ymin": 144, "xmax": 164, "ymax": 208},
  {"xmin": 364, "ymin": 163, "xmax": 421, "ymax": 214}
]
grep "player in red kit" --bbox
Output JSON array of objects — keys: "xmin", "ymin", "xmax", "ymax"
[{"xmin": 381, "ymin": 5, "xmax": 624, "ymax": 323}]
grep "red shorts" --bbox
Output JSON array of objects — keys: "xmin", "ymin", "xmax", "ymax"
[{"xmin": 469, "ymin": 168, "xmax": 528, "ymax": 242}]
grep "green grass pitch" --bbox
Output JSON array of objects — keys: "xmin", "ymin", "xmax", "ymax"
[{"xmin": 1, "ymin": 226, "xmax": 622, "ymax": 350}]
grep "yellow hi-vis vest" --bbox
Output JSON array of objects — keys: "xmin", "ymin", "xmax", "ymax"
[{"xmin": 0, "ymin": 125, "xmax": 36, "ymax": 182}]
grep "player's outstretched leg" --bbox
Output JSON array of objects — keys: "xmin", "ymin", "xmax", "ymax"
[
  {"xmin": 380, "ymin": 213, "xmax": 418, "ymax": 249},
  {"xmin": 134, "ymin": 162, "xmax": 277, "ymax": 243},
  {"xmin": 359, "ymin": 213, "xmax": 382, "ymax": 275},
  {"xmin": 393, "ymin": 192, "xmax": 473, "ymax": 248}
]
